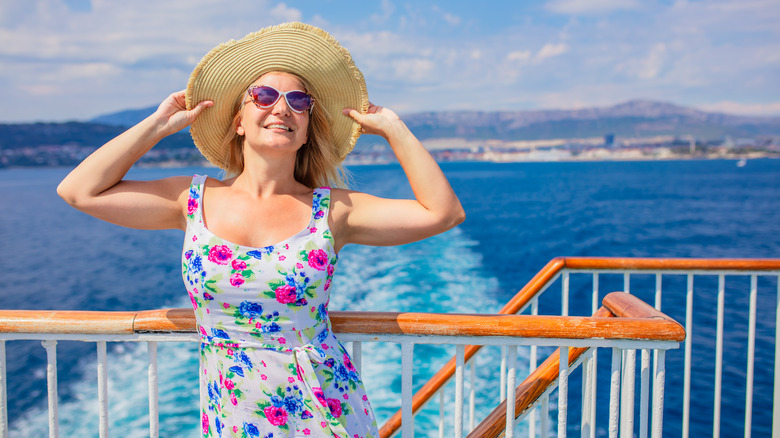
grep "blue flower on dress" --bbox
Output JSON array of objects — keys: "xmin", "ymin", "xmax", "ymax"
[
  {"xmin": 215, "ymin": 416, "xmax": 223, "ymax": 436},
  {"xmin": 229, "ymin": 365, "xmax": 244, "ymax": 377},
  {"xmin": 207, "ymin": 380, "xmax": 221, "ymax": 406},
  {"xmin": 235, "ymin": 351, "xmax": 253, "ymax": 369},
  {"xmin": 247, "ymin": 246, "xmax": 274, "ymax": 259},
  {"xmin": 270, "ymin": 394, "xmax": 284, "ymax": 408},
  {"xmin": 211, "ymin": 328, "xmax": 229, "ymax": 339},
  {"xmin": 243, "ymin": 421, "xmax": 260, "ymax": 438},
  {"xmin": 238, "ymin": 301, "xmax": 263, "ymax": 319},
  {"xmin": 284, "ymin": 394, "xmax": 304, "ymax": 415},
  {"xmin": 262, "ymin": 322, "xmax": 281, "ymax": 333},
  {"xmin": 335, "ymin": 363, "xmax": 349, "ymax": 382},
  {"xmin": 189, "ymin": 186, "xmax": 200, "ymax": 200}
]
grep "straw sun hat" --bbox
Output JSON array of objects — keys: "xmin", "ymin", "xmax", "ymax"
[{"xmin": 186, "ymin": 22, "xmax": 369, "ymax": 169}]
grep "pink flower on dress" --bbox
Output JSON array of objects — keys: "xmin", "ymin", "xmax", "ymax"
[
  {"xmin": 231, "ymin": 259, "xmax": 247, "ymax": 270},
  {"xmin": 307, "ymin": 250, "xmax": 328, "ymax": 271},
  {"xmin": 327, "ymin": 264, "xmax": 335, "ymax": 276},
  {"xmin": 344, "ymin": 354, "xmax": 356, "ymax": 372},
  {"xmin": 309, "ymin": 227, "xmax": 317, "ymax": 234},
  {"xmin": 264, "ymin": 406, "xmax": 288, "ymax": 426},
  {"xmin": 313, "ymin": 387, "xmax": 326, "ymax": 405},
  {"xmin": 223, "ymin": 302, "xmax": 230, "ymax": 309},
  {"xmin": 261, "ymin": 374, "xmax": 268, "ymax": 380},
  {"xmin": 208, "ymin": 245, "xmax": 232, "ymax": 265},
  {"xmin": 229, "ymin": 272, "xmax": 244, "ymax": 287},
  {"xmin": 275, "ymin": 285, "xmax": 297, "ymax": 304},
  {"xmin": 224, "ymin": 379, "xmax": 235, "ymax": 390},
  {"xmin": 303, "ymin": 429, "xmax": 311, "ymax": 436},
  {"xmin": 188, "ymin": 198, "xmax": 198, "ymax": 215},
  {"xmin": 230, "ymin": 393, "xmax": 238, "ymax": 406},
  {"xmin": 327, "ymin": 398, "xmax": 342, "ymax": 418},
  {"xmin": 279, "ymin": 255, "xmax": 286, "ymax": 261},
  {"xmin": 201, "ymin": 412, "xmax": 209, "ymax": 435},
  {"xmin": 296, "ymin": 263, "xmax": 304, "ymax": 270},
  {"xmin": 288, "ymin": 376, "xmax": 295, "ymax": 383},
  {"xmin": 324, "ymin": 279, "xmax": 331, "ymax": 291},
  {"xmin": 363, "ymin": 395, "xmax": 368, "ymax": 401}
]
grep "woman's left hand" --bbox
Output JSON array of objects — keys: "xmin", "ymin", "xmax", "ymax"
[{"xmin": 342, "ymin": 103, "xmax": 402, "ymax": 138}]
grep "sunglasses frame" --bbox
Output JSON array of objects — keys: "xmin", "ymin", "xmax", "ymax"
[{"xmin": 245, "ymin": 85, "xmax": 315, "ymax": 114}]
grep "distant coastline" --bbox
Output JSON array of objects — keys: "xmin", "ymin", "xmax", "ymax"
[{"xmin": 2, "ymin": 99, "xmax": 778, "ymax": 168}]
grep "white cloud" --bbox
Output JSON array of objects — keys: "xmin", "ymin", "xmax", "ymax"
[
  {"xmin": 547, "ymin": 0, "xmax": 641, "ymax": 15},
  {"xmin": 536, "ymin": 42, "xmax": 569, "ymax": 60},
  {"xmin": 507, "ymin": 50, "xmax": 532, "ymax": 62},
  {"xmin": 699, "ymin": 101, "xmax": 780, "ymax": 116}
]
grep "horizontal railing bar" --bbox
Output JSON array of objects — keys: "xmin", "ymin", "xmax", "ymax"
[
  {"xmin": 558, "ymin": 257, "xmax": 780, "ymax": 271},
  {"xmin": 561, "ymin": 269, "xmax": 780, "ymax": 276},
  {"xmin": 0, "ymin": 296, "xmax": 684, "ymax": 343},
  {"xmin": 0, "ymin": 332, "xmax": 679, "ymax": 350}
]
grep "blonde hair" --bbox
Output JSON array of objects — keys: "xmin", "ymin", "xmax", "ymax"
[{"xmin": 220, "ymin": 73, "xmax": 349, "ymax": 189}]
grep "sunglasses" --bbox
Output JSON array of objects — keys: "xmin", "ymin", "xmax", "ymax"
[{"xmin": 246, "ymin": 85, "xmax": 315, "ymax": 114}]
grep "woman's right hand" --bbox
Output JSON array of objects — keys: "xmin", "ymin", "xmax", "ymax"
[{"xmin": 153, "ymin": 90, "xmax": 213, "ymax": 137}]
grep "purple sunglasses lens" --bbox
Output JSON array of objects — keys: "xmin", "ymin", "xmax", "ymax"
[
  {"xmin": 285, "ymin": 92, "xmax": 313, "ymax": 112},
  {"xmin": 250, "ymin": 86, "xmax": 313, "ymax": 112}
]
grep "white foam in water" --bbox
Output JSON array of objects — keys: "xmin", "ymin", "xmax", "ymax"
[{"xmin": 10, "ymin": 227, "xmax": 538, "ymax": 437}]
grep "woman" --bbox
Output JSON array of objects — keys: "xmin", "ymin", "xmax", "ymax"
[{"xmin": 58, "ymin": 22, "xmax": 464, "ymax": 438}]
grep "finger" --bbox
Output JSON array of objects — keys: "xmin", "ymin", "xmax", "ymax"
[{"xmin": 342, "ymin": 108, "xmax": 362, "ymax": 122}]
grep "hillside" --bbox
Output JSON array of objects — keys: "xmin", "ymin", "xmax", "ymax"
[{"xmin": 1, "ymin": 100, "xmax": 778, "ymax": 167}]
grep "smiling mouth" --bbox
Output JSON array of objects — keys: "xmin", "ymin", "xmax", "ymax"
[{"xmin": 266, "ymin": 123, "xmax": 292, "ymax": 132}]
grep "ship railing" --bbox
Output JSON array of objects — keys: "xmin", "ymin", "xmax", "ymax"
[
  {"xmin": 390, "ymin": 257, "xmax": 780, "ymax": 438},
  {"xmin": 0, "ymin": 291, "xmax": 682, "ymax": 438}
]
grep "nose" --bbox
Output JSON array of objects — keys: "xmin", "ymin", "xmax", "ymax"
[{"xmin": 271, "ymin": 94, "xmax": 292, "ymax": 117}]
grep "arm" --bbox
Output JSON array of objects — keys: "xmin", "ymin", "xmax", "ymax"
[
  {"xmin": 334, "ymin": 104, "xmax": 465, "ymax": 250},
  {"xmin": 56, "ymin": 91, "xmax": 213, "ymax": 230}
]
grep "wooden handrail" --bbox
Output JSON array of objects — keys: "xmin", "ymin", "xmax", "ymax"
[
  {"xmin": 0, "ymin": 299, "xmax": 683, "ymax": 341},
  {"xmin": 467, "ymin": 292, "xmax": 685, "ymax": 438},
  {"xmin": 379, "ymin": 256, "xmax": 778, "ymax": 437}
]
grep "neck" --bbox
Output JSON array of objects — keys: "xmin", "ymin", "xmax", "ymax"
[{"xmin": 232, "ymin": 151, "xmax": 304, "ymax": 197}]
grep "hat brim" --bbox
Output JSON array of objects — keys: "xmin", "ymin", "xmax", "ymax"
[{"xmin": 186, "ymin": 22, "xmax": 368, "ymax": 170}]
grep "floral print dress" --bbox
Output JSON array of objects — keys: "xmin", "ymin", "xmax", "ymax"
[{"xmin": 182, "ymin": 175, "xmax": 378, "ymax": 438}]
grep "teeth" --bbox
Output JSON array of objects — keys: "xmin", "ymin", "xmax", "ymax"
[{"xmin": 267, "ymin": 124, "xmax": 291, "ymax": 131}]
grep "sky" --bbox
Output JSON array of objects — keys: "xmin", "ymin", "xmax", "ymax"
[{"xmin": 1, "ymin": 0, "xmax": 779, "ymax": 122}]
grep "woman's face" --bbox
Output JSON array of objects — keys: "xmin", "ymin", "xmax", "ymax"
[{"xmin": 236, "ymin": 71, "xmax": 310, "ymax": 158}]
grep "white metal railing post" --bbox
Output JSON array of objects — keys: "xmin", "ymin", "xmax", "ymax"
[
  {"xmin": 745, "ymin": 275, "xmax": 758, "ymax": 438},
  {"xmin": 609, "ymin": 347, "xmax": 621, "ymax": 438},
  {"xmin": 500, "ymin": 346, "xmax": 507, "ymax": 402},
  {"xmin": 774, "ymin": 275, "xmax": 780, "ymax": 437},
  {"xmin": 469, "ymin": 359, "xmax": 475, "ymax": 431},
  {"xmin": 0, "ymin": 340, "xmax": 7, "ymax": 438},
  {"xmin": 541, "ymin": 396, "xmax": 550, "ymax": 438},
  {"xmin": 352, "ymin": 341, "xmax": 363, "ymax": 375},
  {"xmin": 401, "ymin": 342, "xmax": 414, "ymax": 438},
  {"xmin": 97, "ymin": 341, "xmax": 108, "ymax": 438},
  {"xmin": 624, "ymin": 273, "xmax": 630, "ymax": 294},
  {"xmin": 438, "ymin": 390, "xmax": 445, "ymax": 438},
  {"xmin": 148, "ymin": 342, "xmax": 159, "ymax": 438},
  {"xmin": 651, "ymin": 349, "xmax": 666, "ymax": 438},
  {"xmin": 581, "ymin": 350, "xmax": 594, "ymax": 438},
  {"xmin": 713, "ymin": 275, "xmax": 725, "ymax": 438},
  {"xmin": 506, "ymin": 345, "xmax": 517, "ymax": 438},
  {"xmin": 455, "ymin": 344, "xmax": 465, "ymax": 438},
  {"xmin": 562, "ymin": 271, "xmax": 570, "ymax": 316},
  {"xmin": 529, "ymin": 298, "xmax": 539, "ymax": 438},
  {"xmin": 590, "ymin": 274, "xmax": 599, "ymax": 438},
  {"xmin": 620, "ymin": 349, "xmax": 636, "ymax": 438},
  {"xmin": 682, "ymin": 274, "xmax": 694, "ymax": 438},
  {"xmin": 559, "ymin": 346, "xmax": 569, "ymax": 438},
  {"xmin": 639, "ymin": 349, "xmax": 650, "ymax": 438},
  {"xmin": 42, "ymin": 340, "xmax": 59, "ymax": 438}
]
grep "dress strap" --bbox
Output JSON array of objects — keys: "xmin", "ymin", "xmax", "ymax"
[
  {"xmin": 186, "ymin": 174, "xmax": 208, "ymax": 225},
  {"xmin": 311, "ymin": 187, "xmax": 332, "ymax": 227}
]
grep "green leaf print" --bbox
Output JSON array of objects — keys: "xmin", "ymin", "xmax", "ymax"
[{"xmin": 204, "ymin": 274, "xmax": 225, "ymax": 295}]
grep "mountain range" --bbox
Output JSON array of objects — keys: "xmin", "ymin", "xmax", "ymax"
[{"xmin": 2, "ymin": 100, "xmax": 779, "ymax": 153}]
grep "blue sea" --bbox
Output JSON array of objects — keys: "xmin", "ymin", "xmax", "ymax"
[{"xmin": 1, "ymin": 159, "xmax": 779, "ymax": 437}]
